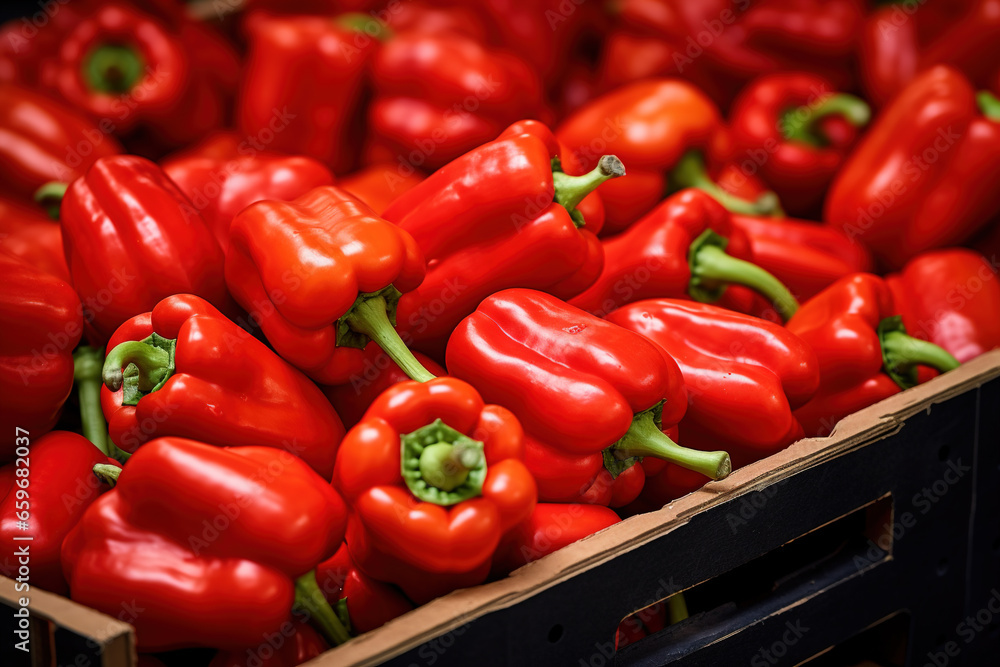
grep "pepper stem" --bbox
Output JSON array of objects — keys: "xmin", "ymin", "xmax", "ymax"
[
  {"xmin": 878, "ymin": 316, "xmax": 960, "ymax": 390},
  {"xmin": 977, "ymin": 91, "xmax": 1000, "ymax": 121},
  {"xmin": 611, "ymin": 408, "xmax": 731, "ymax": 480},
  {"xmin": 341, "ymin": 290, "xmax": 436, "ymax": 383},
  {"xmin": 553, "ymin": 155, "xmax": 625, "ymax": 226},
  {"xmin": 92, "ymin": 463, "xmax": 121, "ymax": 487},
  {"xmin": 295, "ymin": 571, "xmax": 351, "ymax": 647},
  {"xmin": 670, "ymin": 151, "xmax": 782, "ymax": 216},
  {"xmin": 84, "ymin": 44, "xmax": 145, "ymax": 94},
  {"xmin": 667, "ymin": 592, "xmax": 689, "ymax": 624},
  {"xmin": 103, "ymin": 340, "xmax": 173, "ymax": 393},
  {"xmin": 402, "ymin": 419, "xmax": 487, "ymax": 505},
  {"xmin": 74, "ymin": 346, "xmax": 110, "ymax": 455},
  {"xmin": 419, "ymin": 441, "xmax": 484, "ymax": 492},
  {"xmin": 688, "ymin": 229, "xmax": 799, "ymax": 321},
  {"xmin": 336, "ymin": 12, "xmax": 392, "ymax": 40},
  {"xmin": 781, "ymin": 93, "xmax": 871, "ymax": 145},
  {"xmin": 35, "ymin": 181, "xmax": 68, "ymax": 220}
]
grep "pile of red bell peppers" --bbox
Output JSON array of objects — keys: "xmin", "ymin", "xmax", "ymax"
[{"xmin": 1, "ymin": 0, "xmax": 999, "ymax": 663}]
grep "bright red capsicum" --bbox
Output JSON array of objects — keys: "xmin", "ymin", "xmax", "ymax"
[
  {"xmin": 209, "ymin": 622, "xmax": 327, "ymax": 667},
  {"xmin": 825, "ymin": 66, "xmax": 1000, "ymax": 269},
  {"xmin": 787, "ymin": 274, "xmax": 961, "ymax": 438},
  {"xmin": 99, "ymin": 294, "xmax": 346, "ymax": 479},
  {"xmin": 58, "ymin": 155, "xmax": 230, "ymax": 344},
  {"xmin": 728, "ymin": 73, "xmax": 870, "ymax": 217},
  {"xmin": 367, "ymin": 30, "xmax": 544, "ymax": 172},
  {"xmin": 447, "ymin": 289, "xmax": 731, "ymax": 508},
  {"xmin": 886, "ymin": 249, "xmax": 1000, "ymax": 363},
  {"xmin": 0, "ymin": 431, "xmax": 113, "ymax": 594},
  {"xmin": 339, "ymin": 163, "xmax": 425, "ymax": 215},
  {"xmin": 62, "ymin": 438, "xmax": 350, "ymax": 650},
  {"xmin": 557, "ymin": 79, "xmax": 781, "ymax": 235},
  {"xmin": 730, "ymin": 213, "xmax": 874, "ymax": 301},
  {"xmin": 161, "ymin": 136, "xmax": 335, "ymax": 252},
  {"xmin": 226, "ymin": 185, "xmax": 434, "ymax": 385},
  {"xmin": 605, "ymin": 298, "xmax": 820, "ymax": 505},
  {"xmin": 237, "ymin": 13, "xmax": 377, "ymax": 175},
  {"xmin": 0, "ymin": 197, "xmax": 70, "ymax": 281},
  {"xmin": 0, "ymin": 82, "xmax": 120, "ymax": 202},
  {"xmin": 381, "ymin": 120, "xmax": 618, "ymax": 359},
  {"xmin": 333, "ymin": 377, "xmax": 536, "ymax": 604},
  {"xmin": 918, "ymin": 0, "xmax": 1000, "ymax": 89},
  {"xmin": 571, "ymin": 189, "xmax": 800, "ymax": 321},
  {"xmin": 316, "ymin": 544, "xmax": 414, "ymax": 633},
  {"xmin": 489, "ymin": 503, "xmax": 620, "ymax": 579},
  {"xmin": 858, "ymin": 3, "xmax": 920, "ymax": 108}
]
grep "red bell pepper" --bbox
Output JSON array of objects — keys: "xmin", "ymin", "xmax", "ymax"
[
  {"xmin": 0, "ymin": 253, "xmax": 83, "ymax": 457},
  {"xmin": 730, "ymin": 213, "xmax": 874, "ymax": 301},
  {"xmin": 59, "ymin": 155, "xmax": 230, "ymax": 344},
  {"xmin": 47, "ymin": 4, "xmax": 229, "ymax": 148},
  {"xmin": 62, "ymin": 437, "xmax": 350, "ymax": 650},
  {"xmin": 237, "ymin": 13, "xmax": 377, "ymax": 175},
  {"xmin": 728, "ymin": 73, "xmax": 870, "ymax": 217},
  {"xmin": 825, "ymin": 66, "xmax": 1000, "ymax": 269},
  {"xmin": 447, "ymin": 289, "xmax": 731, "ymax": 507},
  {"xmin": 571, "ymin": 189, "xmax": 800, "ymax": 321},
  {"xmin": 605, "ymin": 298, "xmax": 820, "ymax": 505},
  {"xmin": 333, "ymin": 377, "xmax": 536, "ymax": 604},
  {"xmin": 381, "ymin": 120, "xmax": 618, "ymax": 359},
  {"xmin": 0, "ymin": 197, "xmax": 70, "ymax": 281},
  {"xmin": 226, "ymin": 185, "xmax": 434, "ymax": 385},
  {"xmin": 858, "ymin": 3, "xmax": 920, "ymax": 108},
  {"xmin": 886, "ymin": 249, "xmax": 1000, "ymax": 363},
  {"xmin": 315, "ymin": 544, "xmax": 414, "ymax": 633},
  {"xmin": 322, "ymin": 344, "xmax": 446, "ymax": 430},
  {"xmin": 209, "ymin": 622, "xmax": 327, "ymax": 667},
  {"xmin": 366, "ymin": 30, "xmax": 544, "ymax": 172},
  {"xmin": 558, "ymin": 79, "xmax": 780, "ymax": 235},
  {"xmin": 0, "ymin": 431, "xmax": 112, "ymax": 594},
  {"xmin": 161, "ymin": 138, "xmax": 335, "ymax": 252},
  {"xmin": 383, "ymin": 2, "xmax": 489, "ymax": 41},
  {"xmin": 0, "ymin": 2, "xmax": 91, "ymax": 87},
  {"xmin": 918, "ymin": 0, "xmax": 1000, "ymax": 88},
  {"xmin": 99, "ymin": 294, "xmax": 346, "ymax": 479},
  {"xmin": 489, "ymin": 503, "xmax": 620, "ymax": 579},
  {"xmin": 0, "ymin": 82, "xmax": 121, "ymax": 201},
  {"xmin": 787, "ymin": 274, "xmax": 961, "ymax": 438},
  {"xmin": 340, "ymin": 164, "xmax": 425, "ymax": 215}
]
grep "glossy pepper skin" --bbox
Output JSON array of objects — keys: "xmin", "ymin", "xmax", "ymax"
[
  {"xmin": 162, "ymin": 138, "xmax": 335, "ymax": 252},
  {"xmin": 489, "ymin": 503, "xmax": 620, "ymax": 579},
  {"xmin": 238, "ymin": 14, "xmax": 376, "ymax": 175},
  {"xmin": 99, "ymin": 294, "xmax": 346, "ymax": 479},
  {"xmin": 333, "ymin": 377, "xmax": 536, "ymax": 604},
  {"xmin": 316, "ymin": 544, "xmax": 414, "ymax": 634},
  {"xmin": 728, "ymin": 73, "xmax": 870, "ymax": 217},
  {"xmin": 0, "ymin": 254, "xmax": 83, "ymax": 458},
  {"xmin": 382, "ymin": 120, "xmax": 617, "ymax": 360},
  {"xmin": 886, "ymin": 249, "xmax": 1000, "ymax": 363},
  {"xmin": 62, "ymin": 438, "xmax": 350, "ymax": 651},
  {"xmin": 558, "ymin": 79, "xmax": 780, "ymax": 235},
  {"xmin": 0, "ymin": 431, "xmax": 112, "ymax": 594},
  {"xmin": 60, "ymin": 155, "xmax": 230, "ymax": 345},
  {"xmin": 571, "ymin": 190, "xmax": 800, "ymax": 321},
  {"xmin": 606, "ymin": 299, "xmax": 820, "ymax": 504},
  {"xmin": 788, "ymin": 274, "xmax": 961, "ymax": 438},
  {"xmin": 730, "ymin": 213, "xmax": 874, "ymax": 301},
  {"xmin": 825, "ymin": 67, "xmax": 1000, "ymax": 269},
  {"xmin": 0, "ymin": 83, "xmax": 120, "ymax": 201},
  {"xmin": 226, "ymin": 185, "xmax": 433, "ymax": 386},
  {"xmin": 339, "ymin": 164, "xmax": 425, "ymax": 215},
  {"xmin": 0, "ymin": 197, "xmax": 70, "ymax": 281},
  {"xmin": 858, "ymin": 3, "xmax": 919, "ymax": 108},
  {"xmin": 367, "ymin": 31, "xmax": 543, "ymax": 172},
  {"xmin": 447, "ymin": 289, "xmax": 731, "ymax": 508}
]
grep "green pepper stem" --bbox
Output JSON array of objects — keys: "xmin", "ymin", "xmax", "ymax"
[
  {"xmin": 781, "ymin": 93, "xmax": 871, "ymax": 145},
  {"xmin": 336, "ymin": 12, "xmax": 392, "ymax": 40},
  {"xmin": 102, "ymin": 341, "xmax": 172, "ymax": 393},
  {"xmin": 691, "ymin": 243, "xmax": 799, "ymax": 321},
  {"xmin": 34, "ymin": 181, "xmax": 68, "ymax": 220},
  {"xmin": 667, "ymin": 592, "xmax": 689, "ymax": 624},
  {"xmin": 977, "ymin": 91, "xmax": 1000, "ymax": 121},
  {"xmin": 342, "ymin": 293, "xmax": 436, "ymax": 382},
  {"xmin": 295, "ymin": 571, "xmax": 351, "ymax": 647},
  {"xmin": 553, "ymin": 155, "xmax": 626, "ymax": 217},
  {"xmin": 419, "ymin": 441, "xmax": 483, "ymax": 492},
  {"xmin": 84, "ymin": 44, "xmax": 145, "ymax": 93},
  {"xmin": 74, "ymin": 346, "xmax": 110, "ymax": 455},
  {"xmin": 670, "ymin": 151, "xmax": 782, "ymax": 216},
  {"xmin": 882, "ymin": 330, "xmax": 960, "ymax": 380},
  {"xmin": 612, "ymin": 410, "xmax": 730, "ymax": 480},
  {"xmin": 92, "ymin": 463, "xmax": 121, "ymax": 487}
]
